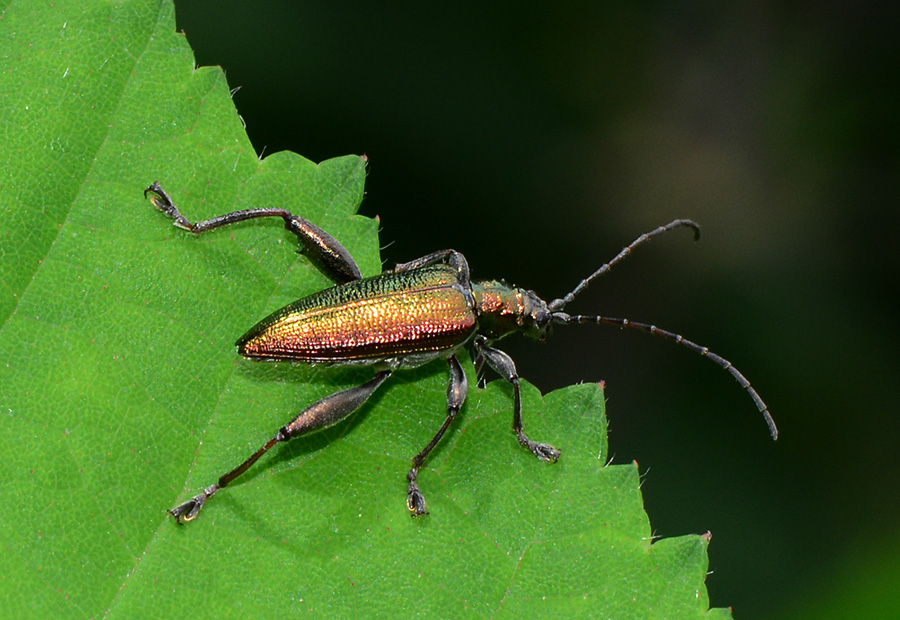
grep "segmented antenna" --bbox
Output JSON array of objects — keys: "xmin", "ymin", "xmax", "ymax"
[
  {"xmin": 558, "ymin": 314, "xmax": 778, "ymax": 440},
  {"xmin": 548, "ymin": 219, "xmax": 700, "ymax": 312},
  {"xmin": 546, "ymin": 219, "xmax": 776, "ymax": 439}
]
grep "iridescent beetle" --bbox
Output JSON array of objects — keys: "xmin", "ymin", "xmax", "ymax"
[{"xmin": 145, "ymin": 182, "xmax": 777, "ymax": 523}]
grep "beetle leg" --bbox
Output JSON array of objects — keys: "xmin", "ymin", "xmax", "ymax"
[
  {"xmin": 144, "ymin": 181, "xmax": 361, "ymax": 284},
  {"xmin": 394, "ymin": 250, "xmax": 470, "ymax": 284},
  {"xmin": 169, "ymin": 370, "xmax": 391, "ymax": 524},
  {"xmin": 474, "ymin": 337, "xmax": 561, "ymax": 462},
  {"xmin": 406, "ymin": 355, "xmax": 468, "ymax": 516},
  {"xmin": 473, "ymin": 352, "xmax": 487, "ymax": 388}
]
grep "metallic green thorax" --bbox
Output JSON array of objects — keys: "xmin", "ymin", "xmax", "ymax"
[{"xmin": 471, "ymin": 280, "xmax": 549, "ymax": 341}]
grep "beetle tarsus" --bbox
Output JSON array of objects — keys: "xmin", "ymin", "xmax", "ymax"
[
  {"xmin": 169, "ymin": 484, "xmax": 219, "ymax": 524},
  {"xmin": 144, "ymin": 181, "xmax": 193, "ymax": 230},
  {"xmin": 519, "ymin": 435, "xmax": 561, "ymax": 462},
  {"xmin": 406, "ymin": 469, "xmax": 428, "ymax": 516}
]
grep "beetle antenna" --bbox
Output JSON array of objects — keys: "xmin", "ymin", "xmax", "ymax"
[
  {"xmin": 553, "ymin": 313, "xmax": 778, "ymax": 440},
  {"xmin": 548, "ymin": 219, "xmax": 700, "ymax": 312}
]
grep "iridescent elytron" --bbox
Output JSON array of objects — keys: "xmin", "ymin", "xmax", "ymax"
[{"xmin": 145, "ymin": 182, "xmax": 777, "ymax": 524}]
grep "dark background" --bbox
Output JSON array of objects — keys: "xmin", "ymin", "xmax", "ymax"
[{"xmin": 176, "ymin": 1, "xmax": 898, "ymax": 617}]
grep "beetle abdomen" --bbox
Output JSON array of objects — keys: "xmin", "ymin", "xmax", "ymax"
[{"xmin": 237, "ymin": 264, "xmax": 477, "ymax": 363}]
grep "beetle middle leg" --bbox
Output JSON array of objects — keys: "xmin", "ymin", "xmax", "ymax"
[
  {"xmin": 393, "ymin": 249, "xmax": 470, "ymax": 283},
  {"xmin": 474, "ymin": 336, "xmax": 561, "ymax": 462},
  {"xmin": 169, "ymin": 370, "xmax": 391, "ymax": 523},
  {"xmin": 406, "ymin": 355, "xmax": 468, "ymax": 516}
]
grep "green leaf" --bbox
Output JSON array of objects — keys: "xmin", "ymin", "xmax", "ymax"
[{"xmin": 0, "ymin": 1, "xmax": 730, "ymax": 617}]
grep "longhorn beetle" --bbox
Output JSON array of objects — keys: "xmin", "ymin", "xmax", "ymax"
[{"xmin": 145, "ymin": 181, "xmax": 777, "ymax": 524}]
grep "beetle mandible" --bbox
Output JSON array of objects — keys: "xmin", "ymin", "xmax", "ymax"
[{"xmin": 144, "ymin": 181, "xmax": 777, "ymax": 524}]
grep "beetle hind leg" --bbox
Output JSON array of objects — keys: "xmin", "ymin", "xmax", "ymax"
[
  {"xmin": 406, "ymin": 356, "xmax": 468, "ymax": 516},
  {"xmin": 144, "ymin": 181, "xmax": 362, "ymax": 284},
  {"xmin": 168, "ymin": 371, "xmax": 391, "ymax": 524}
]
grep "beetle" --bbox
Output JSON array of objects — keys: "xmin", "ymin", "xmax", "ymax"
[{"xmin": 144, "ymin": 181, "xmax": 777, "ymax": 524}]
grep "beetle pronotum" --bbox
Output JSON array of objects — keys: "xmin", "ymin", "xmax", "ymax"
[{"xmin": 145, "ymin": 181, "xmax": 777, "ymax": 523}]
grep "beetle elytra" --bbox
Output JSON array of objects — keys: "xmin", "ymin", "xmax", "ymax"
[{"xmin": 144, "ymin": 181, "xmax": 777, "ymax": 524}]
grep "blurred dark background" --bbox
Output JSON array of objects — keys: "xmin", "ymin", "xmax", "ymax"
[{"xmin": 176, "ymin": 1, "xmax": 898, "ymax": 617}]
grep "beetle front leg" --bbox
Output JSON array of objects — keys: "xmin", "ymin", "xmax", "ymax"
[
  {"xmin": 474, "ymin": 337, "xmax": 561, "ymax": 462},
  {"xmin": 144, "ymin": 181, "xmax": 362, "ymax": 284},
  {"xmin": 170, "ymin": 370, "xmax": 392, "ymax": 524},
  {"xmin": 406, "ymin": 355, "xmax": 468, "ymax": 516}
]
